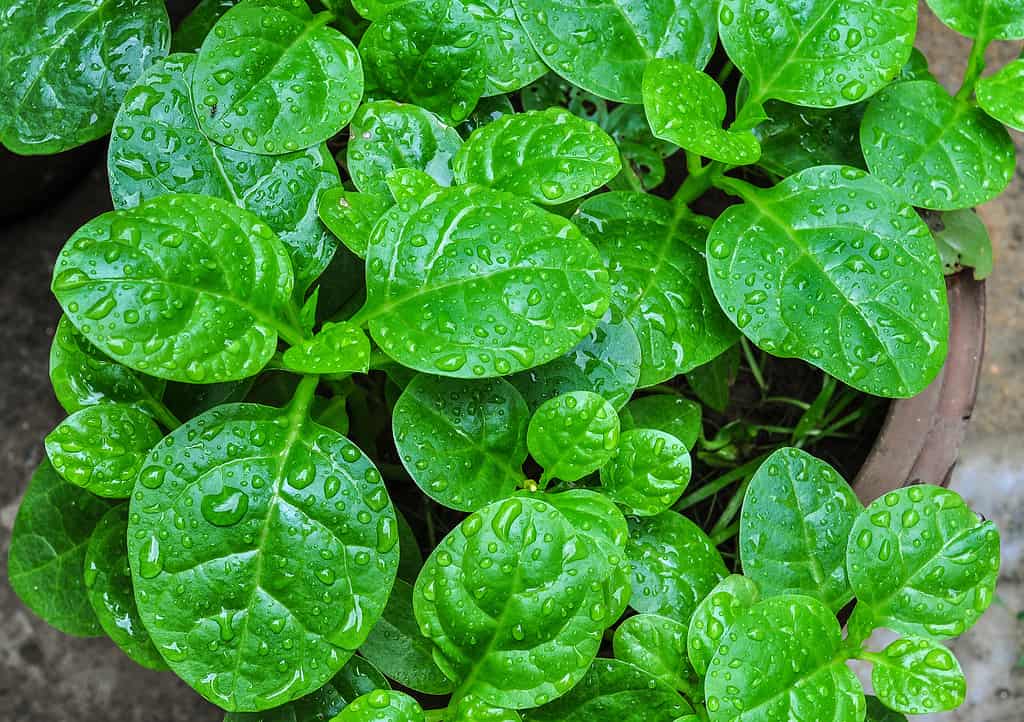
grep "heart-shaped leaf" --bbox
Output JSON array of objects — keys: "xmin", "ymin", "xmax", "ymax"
[
  {"xmin": 926, "ymin": 0, "xmax": 1024, "ymax": 41},
  {"xmin": 600, "ymin": 429, "xmax": 692, "ymax": 517},
  {"xmin": 527, "ymin": 391, "xmax": 620, "ymax": 483},
  {"xmin": 978, "ymin": 58, "xmax": 1024, "ymax": 131},
  {"xmin": 282, "ymin": 322, "xmax": 371, "ymax": 374},
  {"xmin": 613, "ymin": 614, "xmax": 694, "ymax": 691},
  {"xmin": 318, "ymin": 190, "xmax": 390, "ymax": 259},
  {"xmin": 335, "ymin": 690, "xmax": 424, "ymax": 722},
  {"xmin": 868, "ymin": 636, "xmax": 966, "ymax": 714},
  {"xmin": 620, "ymin": 394, "xmax": 701, "ymax": 453},
  {"xmin": 687, "ymin": 574, "xmax": 760, "ymax": 676}
]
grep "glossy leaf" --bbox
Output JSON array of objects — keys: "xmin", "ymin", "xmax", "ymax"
[
  {"xmin": 512, "ymin": 0, "xmax": 717, "ymax": 103},
  {"xmin": 739, "ymin": 447, "xmax": 862, "ymax": 611},
  {"xmin": 84, "ymin": 504, "xmax": 167, "ymax": 669},
  {"xmin": 194, "ymin": 0, "xmax": 363, "ymax": 154},
  {"xmin": 507, "ymin": 318, "xmax": 642, "ymax": 412},
  {"xmin": 861, "ymin": 80, "xmax": 1015, "ymax": 210},
  {"xmin": 0, "ymin": 0, "xmax": 170, "ymax": 155},
  {"xmin": 347, "ymin": 100, "xmax": 462, "ymax": 197},
  {"xmin": 600, "ymin": 429, "xmax": 691, "ymax": 516},
  {"xmin": 846, "ymin": 485, "xmax": 1000, "ymax": 639},
  {"xmin": 45, "ymin": 405, "xmax": 163, "ymax": 498},
  {"xmin": 686, "ymin": 574, "xmax": 760, "ymax": 676},
  {"xmin": 458, "ymin": 94, "xmax": 516, "ymax": 136},
  {"xmin": 394, "ymin": 508, "xmax": 424, "ymax": 583},
  {"xmin": 282, "ymin": 322, "xmax": 371, "ymax": 374},
  {"xmin": 108, "ymin": 53, "xmax": 341, "ymax": 294},
  {"xmin": 643, "ymin": 59, "xmax": 760, "ymax": 165},
  {"xmin": 448, "ymin": 696, "xmax": 522, "ymax": 721},
  {"xmin": 926, "ymin": 0, "xmax": 1024, "ymax": 41},
  {"xmin": 704, "ymin": 595, "xmax": 865, "ymax": 722},
  {"xmin": 412, "ymin": 497, "xmax": 614, "ymax": 709},
  {"xmin": 719, "ymin": 0, "xmax": 917, "ymax": 113},
  {"xmin": 753, "ymin": 101, "xmax": 866, "ymax": 178},
  {"xmin": 575, "ymin": 192, "xmax": 738, "ymax": 386},
  {"xmin": 625, "ymin": 511, "xmax": 726, "ymax": 623},
  {"xmin": 385, "ymin": 167, "xmax": 444, "ymax": 204},
  {"xmin": 869, "ymin": 636, "xmax": 965, "ymax": 714},
  {"xmin": 453, "ymin": 108, "xmax": 621, "ymax": 205},
  {"xmin": 52, "ymin": 194, "xmax": 299, "ymax": 384},
  {"xmin": 393, "ymin": 375, "xmax": 529, "ymax": 510},
  {"xmin": 708, "ymin": 165, "xmax": 949, "ymax": 398},
  {"xmin": 977, "ymin": 58, "xmax": 1024, "ymax": 130},
  {"xmin": 318, "ymin": 190, "xmax": 390, "ymax": 259},
  {"xmin": 685, "ymin": 346, "xmax": 739, "ymax": 414},
  {"xmin": 173, "ymin": 0, "xmax": 239, "ymax": 52},
  {"xmin": 925, "ymin": 209, "xmax": 994, "ymax": 280},
  {"xmin": 865, "ymin": 695, "xmax": 909, "ymax": 722},
  {"xmin": 620, "ymin": 394, "xmax": 701, "ymax": 450},
  {"xmin": 8, "ymin": 460, "xmax": 109, "ymax": 636},
  {"xmin": 612, "ymin": 614, "xmax": 693, "ymax": 691},
  {"xmin": 334, "ymin": 690, "xmax": 424, "ymax": 722},
  {"xmin": 128, "ymin": 400, "xmax": 399, "ymax": 711},
  {"xmin": 527, "ymin": 391, "xmax": 620, "ymax": 483},
  {"xmin": 360, "ymin": 184, "xmax": 610, "ymax": 378}
]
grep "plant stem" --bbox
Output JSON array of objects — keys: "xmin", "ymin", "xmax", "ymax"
[
  {"xmin": 287, "ymin": 375, "xmax": 320, "ymax": 418},
  {"xmin": 710, "ymin": 469, "xmax": 757, "ymax": 538},
  {"xmin": 740, "ymin": 338, "xmax": 766, "ymax": 391},
  {"xmin": 957, "ymin": 35, "xmax": 991, "ymax": 102},
  {"xmin": 713, "ymin": 174, "xmax": 761, "ymax": 202},
  {"xmin": 147, "ymin": 399, "xmax": 184, "ymax": 431},
  {"xmin": 716, "ymin": 60, "xmax": 736, "ymax": 87},
  {"xmin": 710, "ymin": 521, "xmax": 740, "ymax": 546},
  {"xmin": 675, "ymin": 453, "xmax": 768, "ymax": 510}
]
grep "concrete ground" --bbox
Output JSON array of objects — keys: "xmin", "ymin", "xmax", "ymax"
[{"xmin": 0, "ymin": 3, "xmax": 1021, "ymax": 720}]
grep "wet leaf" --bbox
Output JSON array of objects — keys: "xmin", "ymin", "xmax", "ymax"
[
  {"xmin": 926, "ymin": 0, "xmax": 1024, "ymax": 41},
  {"xmin": 600, "ymin": 429, "xmax": 692, "ymax": 517},
  {"xmin": 865, "ymin": 695, "xmax": 909, "ymax": 722},
  {"xmin": 753, "ymin": 101, "xmax": 866, "ymax": 178},
  {"xmin": 977, "ymin": 57, "xmax": 1024, "ymax": 130},
  {"xmin": 924, "ymin": 209, "xmax": 994, "ymax": 280},
  {"xmin": 684, "ymin": 346, "xmax": 739, "ymax": 414},
  {"xmin": 282, "ymin": 322, "xmax": 371, "ymax": 374},
  {"xmin": 612, "ymin": 614, "xmax": 694, "ymax": 691},
  {"xmin": 869, "ymin": 637, "xmax": 965, "ymax": 714},
  {"xmin": 173, "ymin": 0, "xmax": 239, "ymax": 52},
  {"xmin": 527, "ymin": 391, "xmax": 620, "ymax": 483},
  {"xmin": 620, "ymin": 394, "xmax": 701, "ymax": 450},
  {"xmin": 686, "ymin": 574, "xmax": 760, "ymax": 676},
  {"xmin": 318, "ymin": 190, "xmax": 390, "ymax": 259},
  {"xmin": 335, "ymin": 690, "xmax": 424, "ymax": 721}
]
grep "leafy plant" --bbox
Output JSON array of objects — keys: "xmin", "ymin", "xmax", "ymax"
[{"xmin": 4, "ymin": 0, "xmax": 1013, "ymax": 719}]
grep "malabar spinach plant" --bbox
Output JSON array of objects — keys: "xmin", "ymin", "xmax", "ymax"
[{"xmin": 4, "ymin": 0, "xmax": 1014, "ymax": 719}]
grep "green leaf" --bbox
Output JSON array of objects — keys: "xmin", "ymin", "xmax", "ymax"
[
  {"xmin": 708, "ymin": 165, "xmax": 949, "ymax": 398},
  {"xmin": 507, "ymin": 317, "xmax": 642, "ymax": 412},
  {"xmin": 512, "ymin": 0, "xmax": 717, "ymax": 103},
  {"xmin": 605, "ymin": 103, "xmax": 677, "ymax": 159},
  {"xmin": 128, "ymin": 399, "xmax": 400, "ymax": 711},
  {"xmin": 684, "ymin": 346, "xmax": 738, "ymax": 414},
  {"xmin": 360, "ymin": 184, "xmax": 610, "ymax": 378},
  {"xmin": 395, "ymin": 508, "xmax": 423, "ymax": 582},
  {"xmin": 527, "ymin": 391, "xmax": 620, "ymax": 483},
  {"xmin": 613, "ymin": 614, "xmax": 694, "ymax": 691},
  {"xmin": 385, "ymin": 167, "xmax": 444, "ymax": 204},
  {"xmin": 458, "ymin": 94, "xmax": 516, "ymax": 137},
  {"xmin": 45, "ymin": 405, "xmax": 163, "ymax": 498},
  {"xmin": 575, "ymin": 192, "xmax": 738, "ymax": 386},
  {"xmin": 108, "ymin": 53, "xmax": 341, "ymax": 294},
  {"xmin": 453, "ymin": 108, "xmax": 621, "ymax": 205},
  {"xmin": 521, "ymin": 659, "xmax": 692, "ymax": 721},
  {"xmin": 704, "ymin": 595, "xmax": 865, "ymax": 722},
  {"xmin": 0, "ymin": 0, "xmax": 170, "ymax": 154},
  {"xmin": 347, "ymin": 100, "xmax": 462, "ymax": 197},
  {"xmin": 925, "ymin": 0, "xmax": 1024, "ymax": 41},
  {"xmin": 393, "ymin": 375, "xmax": 529, "ymax": 511},
  {"xmin": 334, "ymin": 690, "xmax": 424, "ymax": 722},
  {"xmin": 282, "ymin": 322, "xmax": 371, "ymax": 374},
  {"xmin": 924, "ymin": 209, "xmax": 994, "ymax": 280},
  {"xmin": 359, "ymin": 578, "xmax": 454, "ymax": 694},
  {"xmin": 448, "ymin": 696, "xmax": 522, "ymax": 721},
  {"xmin": 643, "ymin": 59, "xmax": 760, "ymax": 165},
  {"xmin": 860, "ymin": 80, "xmax": 1015, "ymax": 210},
  {"xmin": 625, "ymin": 511, "xmax": 726, "ymax": 623},
  {"xmin": 686, "ymin": 574, "xmax": 760, "ymax": 676},
  {"xmin": 194, "ymin": 0, "xmax": 363, "ymax": 154},
  {"xmin": 752, "ymin": 101, "xmax": 866, "ymax": 178},
  {"xmin": 846, "ymin": 485, "xmax": 1000, "ymax": 639},
  {"xmin": 52, "ymin": 194, "xmax": 299, "ymax": 384},
  {"xmin": 318, "ymin": 190, "xmax": 390, "ymax": 259},
  {"xmin": 868, "ymin": 637, "xmax": 966, "ymax": 714},
  {"xmin": 719, "ymin": 0, "xmax": 917, "ymax": 113},
  {"xmin": 739, "ymin": 448, "xmax": 862, "ymax": 612},
  {"xmin": 50, "ymin": 315, "xmax": 166, "ymax": 417},
  {"xmin": 173, "ymin": 0, "xmax": 239, "ymax": 52},
  {"xmin": 600, "ymin": 429, "xmax": 691, "ymax": 517},
  {"xmin": 84, "ymin": 504, "xmax": 167, "ymax": 669},
  {"xmin": 620, "ymin": 394, "xmax": 701, "ymax": 450},
  {"xmin": 413, "ymin": 497, "xmax": 615, "ymax": 709},
  {"xmin": 865, "ymin": 695, "xmax": 909, "ymax": 722},
  {"xmin": 978, "ymin": 58, "xmax": 1024, "ymax": 130},
  {"xmin": 8, "ymin": 460, "xmax": 109, "ymax": 637}
]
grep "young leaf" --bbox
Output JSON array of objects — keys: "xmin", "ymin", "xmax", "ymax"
[
  {"xmin": 453, "ymin": 108, "xmax": 621, "ymax": 205},
  {"xmin": 318, "ymin": 190, "xmax": 390, "ymax": 259},
  {"xmin": 413, "ymin": 497, "xmax": 615, "ymax": 709},
  {"xmin": 173, "ymin": 0, "xmax": 239, "ymax": 52},
  {"xmin": 620, "ymin": 394, "xmax": 701, "ymax": 450},
  {"xmin": 708, "ymin": 165, "xmax": 949, "ymax": 398},
  {"xmin": 84, "ymin": 504, "xmax": 167, "ymax": 670},
  {"xmin": 719, "ymin": 0, "xmax": 916, "ymax": 114},
  {"xmin": 739, "ymin": 447, "xmax": 863, "ymax": 612},
  {"xmin": 527, "ymin": 391, "xmax": 620, "ymax": 483},
  {"xmin": 600, "ymin": 429, "xmax": 692, "ymax": 517},
  {"xmin": 392, "ymin": 375, "xmax": 530, "ymax": 511},
  {"xmin": 360, "ymin": 184, "xmax": 610, "ymax": 378},
  {"xmin": 511, "ymin": 0, "xmax": 717, "ymax": 103},
  {"xmin": 575, "ymin": 192, "xmax": 738, "ymax": 386},
  {"xmin": 359, "ymin": 579, "xmax": 454, "ymax": 694},
  {"xmin": 282, "ymin": 322, "xmax": 371, "ymax": 374},
  {"xmin": 194, "ymin": 0, "xmax": 363, "ymax": 154},
  {"xmin": 8, "ymin": 460, "xmax": 109, "ymax": 637},
  {"xmin": 448, "ymin": 695, "xmax": 522, "ymax": 721},
  {"xmin": 612, "ymin": 614, "xmax": 695, "ymax": 692},
  {"xmin": 704, "ymin": 595, "xmax": 865, "ymax": 722},
  {"xmin": 508, "ymin": 318, "xmax": 642, "ymax": 412},
  {"xmin": 347, "ymin": 100, "xmax": 463, "ymax": 198},
  {"xmin": 846, "ymin": 485, "xmax": 1000, "ymax": 639},
  {"xmin": 521, "ymin": 658, "xmax": 692, "ymax": 721},
  {"xmin": 925, "ymin": 209, "xmax": 994, "ymax": 280},
  {"xmin": 334, "ymin": 690, "xmax": 424, "ymax": 722},
  {"xmin": 752, "ymin": 101, "xmax": 866, "ymax": 178},
  {"xmin": 977, "ymin": 58, "xmax": 1024, "ymax": 131},
  {"xmin": 45, "ymin": 405, "xmax": 163, "ymax": 498},
  {"xmin": 684, "ymin": 345, "xmax": 739, "ymax": 414},
  {"xmin": 865, "ymin": 695, "xmax": 909, "ymax": 722},
  {"xmin": 860, "ymin": 80, "xmax": 1015, "ymax": 210},
  {"xmin": 52, "ymin": 194, "xmax": 299, "ymax": 384},
  {"xmin": 385, "ymin": 167, "xmax": 444, "ymax": 205},
  {"xmin": 687, "ymin": 574, "xmax": 760, "ymax": 676},
  {"xmin": 128, "ymin": 400, "xmax": 400, "ymax": 711},
  {"xmin": 0, "ymin": 0, "xmax": 170, "ymax": 154},
  {"xmin": 868, "ymin": 637, "xmax": 966, "ymax": 714},
  {"xmin": 108, "ymin": 53, "xmax": 342, "ymax": 294},
  {"xmin": 926, "ymin": 0, "xmax": 1024, "ymax": 41},
  {"xmin": 643, "ymin": 59, "xmax": 760, "ymax": 165},
  {"xmin": 625, "ymin": 511, "xmax": 726, "ymax": 623}
]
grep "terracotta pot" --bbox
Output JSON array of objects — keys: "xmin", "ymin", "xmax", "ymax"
[{"xmin": 853, "ymin": 270, "xmax": 985, "ymax": 503}]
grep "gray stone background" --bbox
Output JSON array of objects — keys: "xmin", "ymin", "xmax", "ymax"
[{"xmin": 1, "ymin": 3, "xmax": 1021, "ymax": 720}]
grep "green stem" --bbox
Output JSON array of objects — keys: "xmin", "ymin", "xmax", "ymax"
[
  {"xmin": 713, "ymin": 174, "xmax": 761, "ymax": 202},
  {"xmin": 710, "ymin": 521, "xmax": 740, "ymax": 546},
  {"xmin": 740, "ymin": 338, "xmax": 766, "ymax": 392},
  {"xmin": 675, "ymin": 453, "xmax": 768, "ymax": 510},
  {"xmin": 287, "ymin": 375, "xmax": 320, "ymax": 417},
  {"xmin": 957, "ymin": 35, "xmax": 991, "ymax": 102},
  {"xmin": 147, "ymin": 399, "xmax": 184, "ymax": 431},
  {"xmin": 716, "ymin": 60, "xmax": 735, "ymax": 87},
  {"xmin": 672, "ymin": 159, "xmax": 720, "ymax": 207},
  {"xmin": 710, "ymin": 470, "xmax": 756, "ymax": 538}
]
